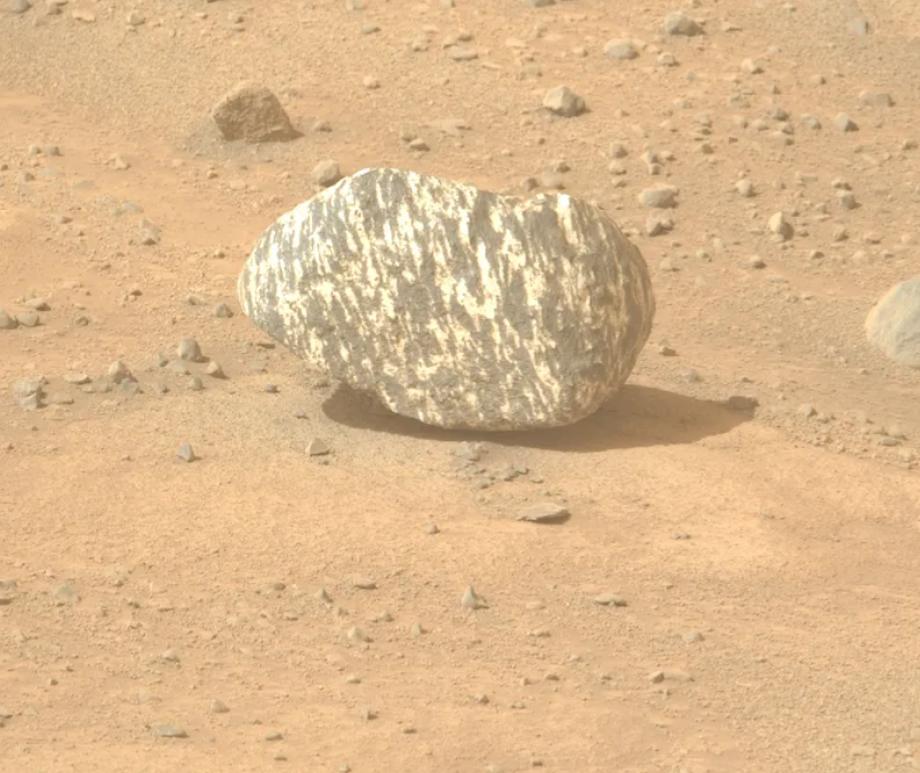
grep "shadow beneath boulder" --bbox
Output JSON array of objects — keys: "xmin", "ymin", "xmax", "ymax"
[{"xmin": 321, "ymin": 383, "xmax": 753, "ymax": 453}]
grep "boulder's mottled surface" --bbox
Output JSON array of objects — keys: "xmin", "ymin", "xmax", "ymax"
[
  {"xmin": 211, "ymin": 82, "xmax": 298, "ymax": 143},
  {"xmin": 866, "ymin": 277, "xmax": 920, "ymax": 367},
  {"xmin": 238, "ymin": 168, "xmax": 655, "ymax": 430}
]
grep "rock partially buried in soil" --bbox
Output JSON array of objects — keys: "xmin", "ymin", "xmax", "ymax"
[
  {"xmin": 211, "ymin": 82, "xmax": 299, "ymax": 143},
  {"xmin": 663, "ymin": 10, "xmax": 703, "ymax": 36},
  {"xmin": 516, "ymin": 502, "xmax": 570, "ymax": 524},
  {"xmin": 866, "ymin": 276, "xmax": 920, "ymax": 367},
  {"xmin": 238, "ymin": 168, "xmax": 655, "ymax": 430},
  {"xmin": 153, "ymin": 724, "xmax": 188, "ymax": 739}
]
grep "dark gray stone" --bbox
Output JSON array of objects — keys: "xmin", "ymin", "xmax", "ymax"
[
  {"xmin": 238, "ymin": 168, "xmax": 655, "ymax": 430},
  {"xmin": 866, "ymin": 277, "xmax": 920, "ymax": 367}
]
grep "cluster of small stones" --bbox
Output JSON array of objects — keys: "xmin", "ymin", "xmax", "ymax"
[{"xmin": 0, "ymin": 549, "xmax": 641, "ymax": 764}]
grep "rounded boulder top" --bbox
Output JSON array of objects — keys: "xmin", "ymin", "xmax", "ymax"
[
  {"xmin": 238, "ymin": 168, "xmax": 655, "ymax": 430},
  {"xmin": 866, "ymin": 276, "xmax": 920, "ymax": 368}
]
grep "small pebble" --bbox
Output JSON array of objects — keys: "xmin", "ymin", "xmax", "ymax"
[
  {"xmin": 593, "ymin": 593, "xmax": 628, "ymax": 607},
  {"xmin": 461, "ymin": 585, "xmax": 487, "ymax": 610},
  {"xmin": 153, "ymin": 724, "xmax": 188, "ymax": 739},
  {"xmin": 177, "ymin": 337, "xmax": 203, "ymax": 362},
  {"xmin": 210, "ymin": 699, "xmax": 230, "ymax": 714},
  {"xmin": 307, "ymin": 438, "xmax": 331, "ymax": 456},
  {"xmin": 312, "ymin": 159, "xmax": 342, "ymax": 188},
  {"xmin": 177, "ymin": 442, "xmax": 197, "ymax": 463}
]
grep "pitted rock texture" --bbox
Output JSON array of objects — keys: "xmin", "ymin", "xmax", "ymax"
[
  {"xmin": 866, "ymin": 276, "xmax": 920, "ymax": 368},
  {"xmin": 238, "ymin": 168, "xmax": 655, "ymax": 430}
]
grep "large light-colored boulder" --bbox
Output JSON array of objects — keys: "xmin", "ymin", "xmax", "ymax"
[
  {"xmin": 866, "ymin": 277, "xmax": 920, "ymax": 367},
  {"xmin": 238, "ymin": 168, "xmax": 655, "ymax": 430}
]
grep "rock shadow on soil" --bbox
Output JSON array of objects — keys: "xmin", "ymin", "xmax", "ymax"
[{"xmin": 322, "ymin": 382, "xmax": 752, "ymax": 452}]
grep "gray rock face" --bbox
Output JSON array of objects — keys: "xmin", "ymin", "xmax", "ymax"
[
  {"xmin": 866, "ymin": 277, "xmax": 920, "ymax": 367},
  {"xmin": 211, "ymin": 82, "xmax": 298, "ymax": 143},
  {"xmin": 238, "ymin": 168, "xmax": 655, "ymax": 430}
]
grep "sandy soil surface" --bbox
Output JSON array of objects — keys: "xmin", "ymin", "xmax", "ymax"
[{"xmin": 1, "ymin": 1, "xmax": 919, "ymax": 771}]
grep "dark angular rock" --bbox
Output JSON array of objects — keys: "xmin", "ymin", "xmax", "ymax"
[{"xmin": 211, "ymin": 82, "xmax": 299, "ymax": 143}]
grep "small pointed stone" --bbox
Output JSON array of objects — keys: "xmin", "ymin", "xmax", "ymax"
[
  {"xmin": 461, "ymin": 585, "xmax": 487, "ymax": 610},
  {"xmin": 108, "ymin": 360, "xmax": 135, "ymax": 384},
  {"xmin": 177, "ymin": 337, "xmax": 203, "ymax": 362},
  {"xmin": 316, "ymin": 587, "xmax": 332, "ymax": 603},
  {"xmin": 768, "ymin": 212, "xmax": 794, "ymax": 241},
  {"xmin": 209, "ymin": 699, "xmax": 230, "ymax": 714},
  {"xmin": 346, "ymin": 626, "xmax": 371, "ymax": 642},
  {"xmin": 307, "ymin": 438, "xmax": 331, "ymax": 456},
  {"xmin": 177, "ymin": 443, "xmax": 197, "ymax": 463},
  {"xmin": 834, "ymin": 113, "xmax": 858, "ymax": 132}
]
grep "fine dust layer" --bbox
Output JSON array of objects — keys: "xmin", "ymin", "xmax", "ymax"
[{"xmin": 238, "ymin": 168, "xmax": 655, "ymax": 430}]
